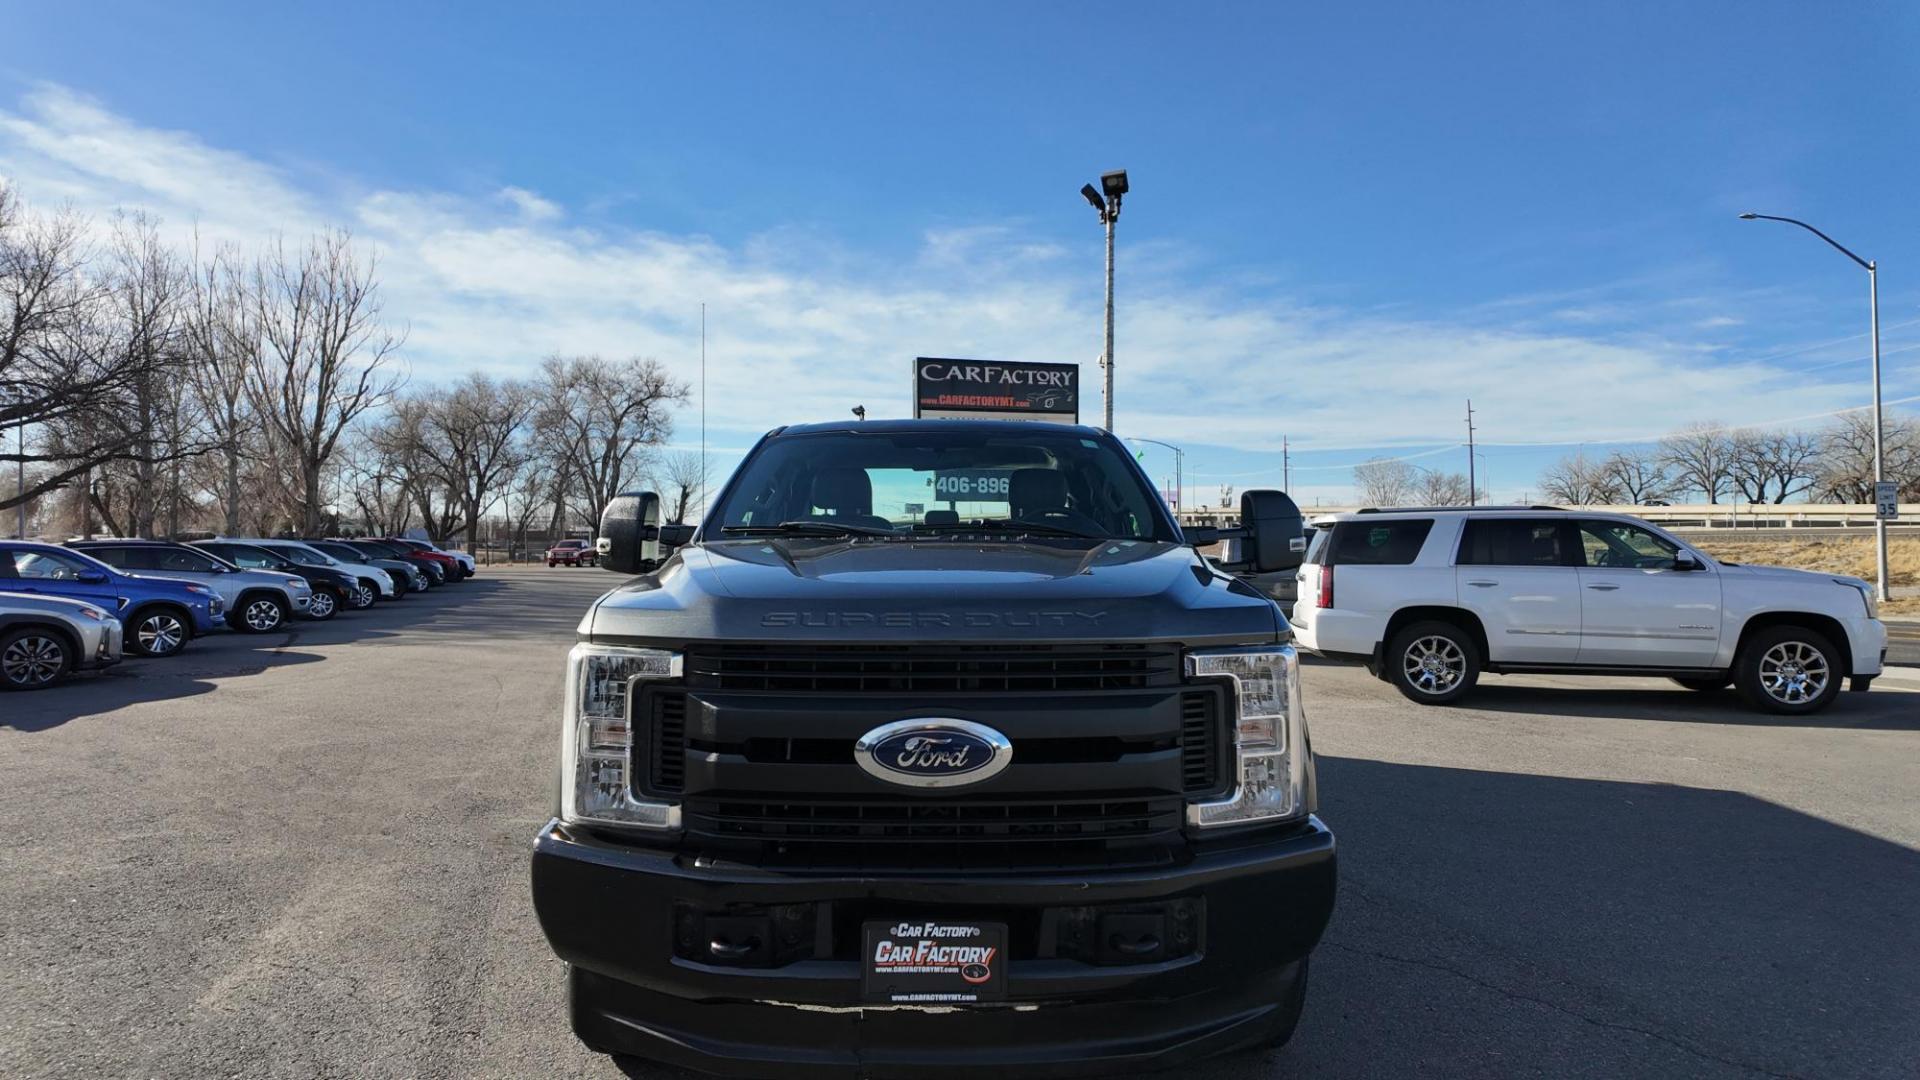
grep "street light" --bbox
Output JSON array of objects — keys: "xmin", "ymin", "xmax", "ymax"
[
  {"xmin": 1080, "ymin": 168, "xmax": 1128, "ymax": 432},
  {"xmin": 1739, "ymin": 211, "xmax": 1889, "ymax": 600},
  {"xmin": 1127, "ymin": 436, "xmax": 1184, "ymax": 514}
]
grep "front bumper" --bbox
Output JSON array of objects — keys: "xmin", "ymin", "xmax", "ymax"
[
  {"xmin": 532, "ymin": 817, "xmax": 1336, "ymax": 1078},
  {"xmin": 1849, "ymin": 616, "xmax": 1887, "ymax": 677}
]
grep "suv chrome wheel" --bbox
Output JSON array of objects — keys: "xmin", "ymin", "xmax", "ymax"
[
  {"xmin": 351, "ymin": 583, "xmax": 376, "ymax": 608},
  {"xmin": 1757, "ymin": 641, "xmax": 1829, "ymax": 705},
  {"xmin": 136, "ymin": 613, "xmax": 187, "ymax": 656},
  {"xmin": 2, "ymin": 633, "xmax": 66, "ymax": 688},
  {"xmin": 309, "ymin": 591, "xmax": 337, "ymax": 619},
  {"xmin": 1403, "ymin": 636, "xmax": 1466, "ymax": 694},
  {"xmin": 243, "ymin": 598, "xmax": 285, "ymax": 632}
]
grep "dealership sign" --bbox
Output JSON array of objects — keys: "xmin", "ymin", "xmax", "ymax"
[{"xmin": 913, "ymin": 358, "xmax": 1079, "ymax": 423}]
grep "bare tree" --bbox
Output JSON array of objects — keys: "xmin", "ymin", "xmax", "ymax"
[
  {"xmin": 657, "ymin": 451, "xmax": 706, "ymax": 524},
  {"xmin": 1353, "ymin": 458, "xmax": 1415, "ymax": 507},
  {"xmin": 1657, "ymin": 422, "xmax": 1734, "ymax": 503},
  {"xmin": 1728, "ymin": 428, "xmax": 1822, "ymax": 504},
  {"xmin": 1598, "ymin": 448, "xmax": 1678, "ymax": 504},
  {"xmin": 245, "ymin": 232, "xmax": 403, "ymax": 534},
  {"xmin": 413, "ymin": 375, "xmax": 535, "ymax": 544},
  {"xmin": 1816, "ymin": 411, "xmax": 1920, "ymax": 502},
  {"xmin": 1538, "ymin": 451, "xmax": 1620, "ymax": 505},
  {"xmin": 184, "ymin": 239, "xmax": 261, "ymax": 534},
  {"xmin": 536, "ymin": 354, "xmax": 687, "ymax": 530},
  {"xmin": 1414, "ymin": 468, "xmax": 1474, "ymax": 506}
]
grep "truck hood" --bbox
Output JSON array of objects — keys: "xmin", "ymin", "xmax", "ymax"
[{"xmin": 586, "ymin": 538, "xmax": 1283, "ymax": 646}]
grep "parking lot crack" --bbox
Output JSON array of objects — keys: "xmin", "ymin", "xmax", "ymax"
[{"xmin": 1322, "ymin": 941, "xmax": 1808, "ymax": 1080}]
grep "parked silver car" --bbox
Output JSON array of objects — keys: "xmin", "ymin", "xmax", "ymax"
[
  {"xmin": 0, "ymin": 590, "xmax": 124, "ymax": 690},
  {"xmin": 239, "ymin": 539, "xmax": 392, "ymax": 609},
  {"xmin": 68, "ymin": 540, "xmax": 312, "ymax": 633}
]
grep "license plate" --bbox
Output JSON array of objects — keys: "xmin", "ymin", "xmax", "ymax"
[{"xmin": 862, "ymin": 919, "xmax": 1008, "ymax": 1004}]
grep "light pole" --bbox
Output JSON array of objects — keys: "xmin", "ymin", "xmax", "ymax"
[
  {"xmin": 1740, "ymin": 212, "xmax": 1889, "ymax": 600},
  {"xmin": 1080, "ymin": 169, "xmax": 1128, "ymax": 432},
  {"xmin": 1128, "ymin": 436, "xmax": 1184, "ymax": 514}
]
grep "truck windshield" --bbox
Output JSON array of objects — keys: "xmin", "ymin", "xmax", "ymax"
[{"xmin": 711, "ymin": 427, "xmax": 1173, "ymax": 541}]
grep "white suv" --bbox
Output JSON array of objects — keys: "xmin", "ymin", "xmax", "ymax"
[{"xmin": 1288, "ymin": 508, "xmax": 1887, "ymax": 714}]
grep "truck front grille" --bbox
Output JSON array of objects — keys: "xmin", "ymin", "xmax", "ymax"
[
  {"xmin": 682, "ymin": 643, "xmax": 1181, "ymax": 694},
  {"xmin": 682, "ymin": 795, "xmax": 1184, "ymax": 870}
]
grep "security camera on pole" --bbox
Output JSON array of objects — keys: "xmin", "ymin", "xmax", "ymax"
[{"xmin": 1080, "ymin": 170, "xmax": 1128, "ymax": 432}]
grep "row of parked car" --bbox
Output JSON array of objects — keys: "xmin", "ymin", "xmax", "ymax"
[{"xmin": 0, "ymin": 536, "xmax": 477, "ymax": 691}]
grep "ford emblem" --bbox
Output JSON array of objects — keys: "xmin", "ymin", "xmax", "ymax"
[{"xmin": 854, "ymin": 719, "xmax": 1012, "ymax": 789}]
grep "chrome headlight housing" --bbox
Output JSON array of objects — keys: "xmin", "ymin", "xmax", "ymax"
[
  {"xmin": 1186, "ymin": 645, "xmax": 1310, "ymax": 829},
  {"xmin": 561, "ymin": 642, "xmax": 681, "ymax": 830}
]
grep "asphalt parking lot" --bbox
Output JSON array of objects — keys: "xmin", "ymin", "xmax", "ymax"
[{"xmin": 2, "ymin": 569, "xmax": 1916, "ymax": 1080}]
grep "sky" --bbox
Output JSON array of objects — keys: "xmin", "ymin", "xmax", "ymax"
[{"xmin": 3, "ymin": 1, "xmax": 1919, "ymax": 507}]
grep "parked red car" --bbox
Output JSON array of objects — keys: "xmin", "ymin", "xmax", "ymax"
[
  {"xmin": 546, "ymin": 539, "xmax": 597, "ymax": 567},
  {"xmin": 367, "ymin": 537, "xmax": 468, "ymax": 581}
]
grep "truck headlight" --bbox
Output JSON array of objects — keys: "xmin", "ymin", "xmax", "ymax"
[
  {"xmin": 561, "ymin": 642, "xmax": 680, "ymax": 830},
  {"xmin": 1186, "ymin": 645, "xmax": 1310, "ymax": 829}
]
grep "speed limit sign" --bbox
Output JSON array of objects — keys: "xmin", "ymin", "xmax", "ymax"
[{"xmin": 1877, "ymin": 481, "xmax": 1900, "ymax": 521}]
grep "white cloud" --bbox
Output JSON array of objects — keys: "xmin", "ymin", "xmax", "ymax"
[
  {"xmin": 0, "ymin": 82, "xmax": 1882, "ymax": 461},
  {"xmin": 498, "ymin": 185, "xmax": 562, "ymax": 222}
]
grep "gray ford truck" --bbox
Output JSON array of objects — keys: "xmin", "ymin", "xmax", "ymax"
[{"xmin": 531, "ymin": 418, "xmax": 1334, "ymax": 1077}]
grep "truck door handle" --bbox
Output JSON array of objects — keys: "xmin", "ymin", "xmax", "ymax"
[
  {"xmin": 1585, "ymin": 583, "xmax": 1620, "ymax": 591},
  {"xmin": 1467, "ymin": 580, "xmax": 1499, "ymax": 588}
]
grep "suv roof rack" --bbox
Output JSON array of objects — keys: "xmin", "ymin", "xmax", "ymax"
[{"xmin": 1353, "ymin": 505, "xmax": 1565, "ymax": 513}]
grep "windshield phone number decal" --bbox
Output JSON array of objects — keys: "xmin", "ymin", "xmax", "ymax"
[{"xmin": 932, "ymin": 469, "xmax": 1013, "ymax": 499}]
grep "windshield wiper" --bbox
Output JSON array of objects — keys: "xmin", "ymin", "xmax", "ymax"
[
  {"xmin": 721, "ymin": 520, "xmax": 899, "ymax": 538},
  {"xmin": 912, "ymin": 519, "xmax": 1107, "ymax": 540}
]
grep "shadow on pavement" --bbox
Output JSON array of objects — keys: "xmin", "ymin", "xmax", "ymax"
[
  {"xmin": 1461, "ymin": 680, "xmax": 1919, "ymax": 731},
  {"xmin": 1252, "ymin": 757, "xmax": 1920, "ymax": 1079},
  {"xmin": 0, "ymin": 574, "xmax": 567, "ymax": 733}
]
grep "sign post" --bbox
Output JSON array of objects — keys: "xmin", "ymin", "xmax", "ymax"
[
  {"xmin": 913, "ymin": 359, "xmax": 1079, "ymax": 423},
  {"xmin": 1875, "ymin": 481, "xmax": 1899, "ymax": 521}
]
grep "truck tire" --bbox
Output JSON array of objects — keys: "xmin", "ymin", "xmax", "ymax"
[
  {"xmin": 1385, "ymin": 620, "xmax": 1480, "ymax": 705},
  {"xmin": 1734, "ymin": 625, "xmax": 1842, "ymax": 715},
  {"xmin": 1670, "ymin": 676, "xmax": 1731, "ymax": 692}
]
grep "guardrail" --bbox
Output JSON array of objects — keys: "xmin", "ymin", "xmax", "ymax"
[{"xmin": 1174, "ymin": 503, "xmax": 1917, "ymax": 529}]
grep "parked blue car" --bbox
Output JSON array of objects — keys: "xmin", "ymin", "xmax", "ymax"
[{"xmin": 0, "ymin": 541, "xmax": 225, "ymax": 658}]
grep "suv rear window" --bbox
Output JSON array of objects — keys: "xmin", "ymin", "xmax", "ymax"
[{"xmin": 1325, "ymin": 519, "xmax": 1433, "ymax": 566}]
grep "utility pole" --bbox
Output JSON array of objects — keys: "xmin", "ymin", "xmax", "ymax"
[
  {"xmin": 1465, "ymin": 399, "xmax": 1478, "ymax": 507},
  {"xmin": 1283, "ymin": 436, "xmax": 1291, "ymax": 492}
]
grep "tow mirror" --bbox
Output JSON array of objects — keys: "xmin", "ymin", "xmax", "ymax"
[
  {"xmin": 1241, "ymin": 489, "xmax": 1305, "ymax": 573},
  {"xmin": 597, "ymin": 491, "xmax": 662, "ymax": 574}
]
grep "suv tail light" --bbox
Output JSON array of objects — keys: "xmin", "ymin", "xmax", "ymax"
[{"xmin": 1316, "ymin": 565, "xmax": 1334, "ymax": 609}]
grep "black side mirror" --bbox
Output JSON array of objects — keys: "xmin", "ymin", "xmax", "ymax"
[
  {"xmin": 1671, "ymin": 555, "xmax": 1701, "ymax": 572},
  {"xmin": 598, "ymin": 491, "xmax": 663, "ymax": 574},
  {"xmin": 1241, "ymin": 489, "xmax": 1305, "ymax": 573}
]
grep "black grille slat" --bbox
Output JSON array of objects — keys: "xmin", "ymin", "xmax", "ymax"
[
  {"xmin": 1180, "ymin": 691, "xmax": 1219, "ymax": 794},
  {"xmin": 685, "ymin": 797, "xmax": 1181, "ymax": 844},
  {"xmin": 648, "ymin": 690, "xmax": 686, "ymax": 793},
  {"xmin": 684, "ymin": 644, "xmax": 1180, "ymax": 694}
]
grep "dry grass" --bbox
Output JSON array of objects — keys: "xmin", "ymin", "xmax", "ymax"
[
  {"xmin": 1688, "ymin": 534, "xmax": 1920, "ymax": 588},
  {"xmin": 1881, "ymin": 597, "xmax": 1920, "ymax": 617}
]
